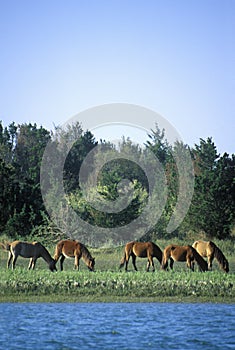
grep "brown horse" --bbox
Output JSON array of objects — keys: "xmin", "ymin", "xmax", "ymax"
[
  {"xmin": 161, "ymin": 244, "xmax": 208, "ymax": 272},
  {"xmin": 0, "ymin": 241, "xmax": 57, "ymax": 271},
  {"xmin": 192, "ymin": 240, "xmax": 229, "ymax": 273},
  {"xmin": 119, "ymin": 241, "xmax": 166, "ymax": 272},
  {"xmin": 54, "ymin": 240, "xmax": 95, "ymax": 271}
]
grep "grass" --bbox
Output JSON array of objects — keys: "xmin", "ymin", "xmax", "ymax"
[{"xmin": 0, "ymin": 238, "xmax": 235, "ymax": 303}]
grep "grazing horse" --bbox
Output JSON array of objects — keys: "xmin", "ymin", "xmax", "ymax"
[
  {"xmin": 161, "ymin": 244, "xmax": 208, "ymax": 272},
  {"xmin": 119, "ymin": 241, "xmax": 166, "ymax": 272},
  {"xmin": 192, "ymin": 240, "xmax": 229, "ymax": 273},
  {"xmin": 54, "ymin": 240, "xmax": 95, "ymax": 271},
  {"xmin": 0, "ymin": 241, "xmax": 57, "ymax": 271}
]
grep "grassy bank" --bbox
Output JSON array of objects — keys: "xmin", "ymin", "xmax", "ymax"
[
  {"xmin": 0, "ymin": 239, "xmax": 234, "ymax": 303},
  {"xmin": 0, "ymin": 268, "xmax": 234, "ymax": 303}
]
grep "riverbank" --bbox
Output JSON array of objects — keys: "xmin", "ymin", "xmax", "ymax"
[{"xmin": 0, "ymin": 269, "xmax": 234, "ymax": 303}]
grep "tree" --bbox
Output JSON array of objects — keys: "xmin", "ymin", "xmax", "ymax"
[
  {"xmin": 13, "ymin": 123, "xmax": 51, "ymax": 183},
  {"xmin": 0, "ymin": 159, "xmax": 16, "ymax": 231},
  {"xmin": 185, "ymin": 138, "xmax": 235, "ymax": 238},
  {"xmin": 0, "ymin": 122, "xmax": 52, "ymax": 237},
  {"xmin": 145, "ymin": 124, "xmax": 171, "ymax": 165}
]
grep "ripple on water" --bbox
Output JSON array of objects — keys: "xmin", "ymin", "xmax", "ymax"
[{"xmin": 0, "ymin": 303, "xmax": 234, "ymax": 350}]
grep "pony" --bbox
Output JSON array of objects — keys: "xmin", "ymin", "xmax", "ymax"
[
  {"xmin": 192, "ymin": 240, "xmax": 229, "ymax": 273},
  {"xmin": 119, "ymin": 241, "xmax": 166, "ymax": 272},
  {"xmin": 0, "ymin": 240, "xmax": 57, "ymax": 271},
  {"xmin": 161, "ymin": 244, "xmax": 208, "ymax": 272},
  {"xmin": 54, "ymin": 240, "xmax": 95, "ymax": 271}
]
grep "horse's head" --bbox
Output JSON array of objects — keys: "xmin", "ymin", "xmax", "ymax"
[
  {"xmin": 88, "ymin": 257, "xmax": 95, "ymax": 271},
  {"xmin": 49, "ymin": 259, "xmax": 57, "ymax": 272},
  {"xmin": 223, "ymin": 259, "xmax": 229, "ymax": 273}
]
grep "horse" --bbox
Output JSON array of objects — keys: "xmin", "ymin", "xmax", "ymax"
[
  {"xmin": 0, "ymin": 241, "xmax": 57, "ymax": 271},
  {"xmin": 119, "ymin": 241, "xmax": 167, "ymax": 272},
  {"xmin": 54, "ymin": 240, "xmax": 95, "ymax": 271},
  {"xmin": 192, "ymin": 240, "xmax": 229, "ymax": 273},
  {"xmin": 161, "ymin": 244, "xmax": 208, "ymax": 272}
]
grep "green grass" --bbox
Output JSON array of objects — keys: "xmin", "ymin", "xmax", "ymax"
[
  {"xmin": 0, "ymin": 269, "xmax": 234, "ymax": 303},
  {"xmin": 0, "ymin": 238, "xmax": 235, "ymax": 303}
]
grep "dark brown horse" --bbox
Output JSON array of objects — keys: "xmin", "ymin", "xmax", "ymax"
[
  {"xmin": 161, "ymin": 244, "xmax": 208, "ymax": 272},
  {"xmin": 120, "ymin": 241, "xmax": 166, "ymax": 272},
  {"xmin": 54, "ymin": 240, "xmax": 95, "ymax": 271},
  {"xmin": 0, "ymin": 241, "xmax": 57, "ymax": 271},
  {"xmin": 192, "ymin": 240, "xmax": 229, "ymax": 273}
]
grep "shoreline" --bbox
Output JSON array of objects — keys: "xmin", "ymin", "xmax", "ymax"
[{"xmin": 1, "ymin": 294, "xmax": 234, "ymax": 303}]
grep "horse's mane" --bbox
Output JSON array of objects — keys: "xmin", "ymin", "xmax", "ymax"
[
  {"xmin": 152, "ymin": 242, "xmax": 163, "ymax": 261},
  {"xmin": 0, "ymin": 242, "xmax": 11, "ymax": 251},
  {"xmin": 80, "ymin": 243, "xmax": 93, "ymax": 261},
  {"xmin": 192, "ymin": 247, "xmax": 208, "ymax": 272},
  {"xmin": 209, "ymin": 241, "xmax": 229, "ymax": 271}
]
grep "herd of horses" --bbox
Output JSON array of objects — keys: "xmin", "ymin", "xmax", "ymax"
[{"xmin": 0, "ymin": 238, "xmax": 230, "ymax": 273}]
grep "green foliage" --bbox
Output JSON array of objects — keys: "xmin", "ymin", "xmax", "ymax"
[
  {"xmin": 0, "ymin": 120, "xmax": 234, "ymax": 241},
  {"xmin": 184, "ymin": 138, "xmax": 235, "ymax": 239},
  {"xmin": 0, "ymin": 122, "xmax": 51, "ymax": 236}
]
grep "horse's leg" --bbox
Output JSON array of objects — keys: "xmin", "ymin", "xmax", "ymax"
[
  {"xmin": 60, "ymin": 255, "xmax": 65, "ymax": 271},
  {"xmin": 74, "ymin": 255, "xmax": 80, "ymax": 270},
  {"xmin": 169, "ymin": 258, "xmax": 174, "ymax": 270},
  {"xmin": 161, "ymin": 258, "xmax": 167, "ymax": 270},
  {"xmin": 7, "ymin": 252, "xmax": 13, "ymax": 269},
  {"xmin": 12, "ymin": 254, "xmax": 17, "ymax": 270},
  {"xmin": 187, "ymin": 257, "xmax": 194, "ymax": 271},
  {"xmin": 147, "ymin": 257, "xmax": 154, "ymax": 272},
  {"xmin": 208, "ymin": 255, "xmax": 213, "ymax": 270},
  {"xmin": 31, "ymin": 258, "xmax": 37, "ymax": 270},
  {"xmin": 131, "ymin": 254, "xmax": 138, "ymax": 271},
  {"xmin": 161, "ymin": 254, "xmax": 169, "ymax": 270},
  {"xmin": 151, "ymin": 258, "xmax": 155, "ymax": 272},
  {"xmin": 146, "ymin": 260, "xmax": 150, "ymax": 272},
  {"xmin": 124, "ymin": 252, "xmax": 130, "ymax": 271},
  {"xmin": 28, "ymin": 258, "xmax": 33, "ymax": 270},
  {"xmin": 123, "ymin": 252, "xmax": 130, "ymax": 271}
]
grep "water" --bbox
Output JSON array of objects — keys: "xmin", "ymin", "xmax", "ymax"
[{"xmin": 0, "ymin": 303, "xmax": 234, "ymax": 350}]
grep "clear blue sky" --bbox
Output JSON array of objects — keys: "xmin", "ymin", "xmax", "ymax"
[{"xmin": 0, "ymin": 0, "xmax": 234, "ymax": 154}]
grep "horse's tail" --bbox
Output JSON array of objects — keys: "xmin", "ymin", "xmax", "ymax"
[
  {"xmin": 192, "ymin": 247, "xmax": 208, "ymax": 272},
  {"xmin": 0, "ymin": 242, "xmax": 11, "ymax": 251},
  {"xmin": 53, "ymin": 241, "xmax": 63, "ymax": 261},
  {"xmin": 209, "ymin": 241, "xmax": 229, "ymax": 272},
  {"xmin": 119, "ymin": 251, "xmax": 126, "ymax": 269},
  {"xmin": 119, "ymin": 242, "xmax": 135, "ymax": 269},
  {"xmin": 161, "ymin": 246, "xmax": 172, "ymax": 270}
]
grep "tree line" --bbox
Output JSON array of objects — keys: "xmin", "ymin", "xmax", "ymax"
[{"xmin": 0, "ymin": 120, "xmax": 234, "ymax": 242}]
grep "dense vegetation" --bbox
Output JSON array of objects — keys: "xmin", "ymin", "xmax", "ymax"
[{"xmin": 0, "ymin": 120, "xmax": 234, "ymax": 242}]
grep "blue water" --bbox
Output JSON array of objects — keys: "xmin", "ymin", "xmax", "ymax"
[{"xmin": 0, "ymin": 303, "xmax": 234, "ymax": 349}]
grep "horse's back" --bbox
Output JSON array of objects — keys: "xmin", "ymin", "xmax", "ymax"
[
  {"xmin": 132, "ymin": 242, "xmax": 148, "ymax": 258},
  {"xmin": 56, "ymin": 239, "xmax": 81, "ymax": 258},
  {"xmin": 132, "ymin": 241, "xmax": 162, "ymax": 259},
  {"xmin": 192, "ymin": 240, "xmax": 210, "ymax": 257},
  {"xmin": 172, "ymin": 245, "xmax": 189, "ymax": 261},
  {"xmin": 163, "ymin": 244, "xmax": 177, "ymax": 256},
  {"xmin": 164, "ymin": 244, "xmax": 192, "ymax": 261},
  {"xmin": 10, "ymin": 241, "xmax": 40, "ymax": 258},
  {"xmin": 132, "ymin": 242, "xmax": 154, "ymax": 257}
]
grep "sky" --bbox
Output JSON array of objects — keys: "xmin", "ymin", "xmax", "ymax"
[{"xmin": 0, "ymin": 0, "xmax": 234, "ymax": 155}]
